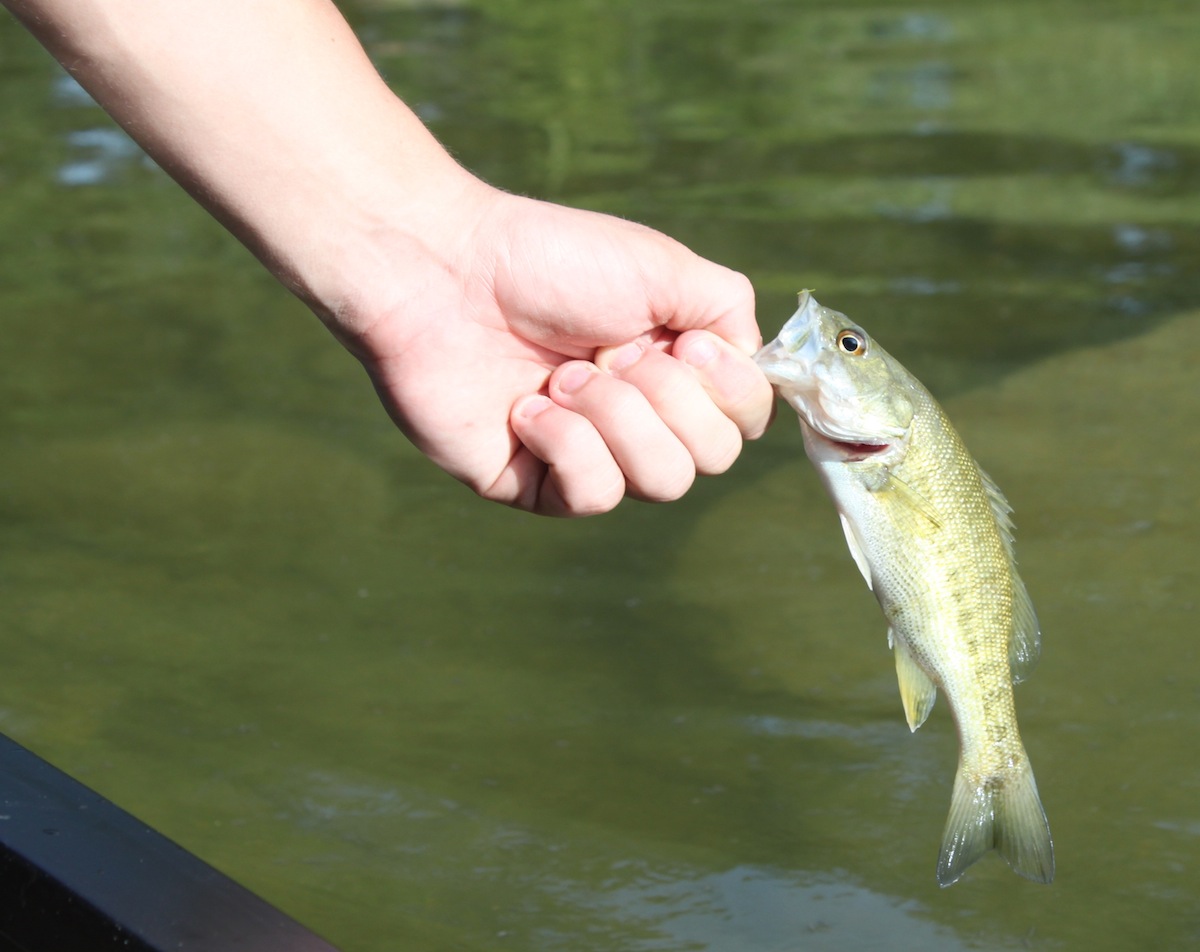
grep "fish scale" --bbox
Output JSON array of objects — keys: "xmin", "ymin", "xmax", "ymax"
[{"xmin": 756, "ymin": 292, "xmax": 1054, "ymax": 887}]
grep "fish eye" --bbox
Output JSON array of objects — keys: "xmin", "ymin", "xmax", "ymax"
[{"xmin": 836, "ymin": 329, "xmax": 868, "ymax": 356}]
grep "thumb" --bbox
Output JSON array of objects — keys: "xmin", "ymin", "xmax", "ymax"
[{"xmin": 642, "ymin": 239, "xmax": 761, "ymax": 354}]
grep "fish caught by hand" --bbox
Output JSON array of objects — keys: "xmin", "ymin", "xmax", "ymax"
[{"xmin": 755, "ymin": 292, "xmax": 1054, "ymax": 887}]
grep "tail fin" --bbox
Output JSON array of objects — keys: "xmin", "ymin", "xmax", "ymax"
[{"xmin": 936, "ymin": 760, "xmax": 1054, "ymax": 887}]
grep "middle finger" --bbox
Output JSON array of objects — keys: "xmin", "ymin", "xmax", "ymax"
[
  {"xmin": 548, "ymin": 360, "xmax": 697, "ymax": 502},
  {"xmin": 595, "ymin": 341, "xmax": 743, "ymax": 474}
]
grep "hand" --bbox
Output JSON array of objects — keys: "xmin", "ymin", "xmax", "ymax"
[
  {"xmin": 345, "ymin": 187, "xmax": 775, "ymax": 516},
  {"xmin": 1, "ymin": 0, "xmax": 774, "ymax": 516}
]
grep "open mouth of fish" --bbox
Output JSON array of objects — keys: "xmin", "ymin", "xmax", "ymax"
[
  {"xmin": 803, "ymin": 424, "xmax": 894, "ymax": 462},
  {"xmin": 834, "ymin": 440, "xmax": 891, "ymax": 461}
]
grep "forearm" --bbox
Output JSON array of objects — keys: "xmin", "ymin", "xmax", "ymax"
[
  {"xmin": 3, "ymin": 0, "xmax": 482, "ymax": 334},
  {"xmin": 4, "ymin": 0, "xmax": 773, "ymax": 515}
]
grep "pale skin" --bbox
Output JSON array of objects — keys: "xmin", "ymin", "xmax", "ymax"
[{"xmin": 3, "ymin": 0, "xmax": 774, "ymax": 516}]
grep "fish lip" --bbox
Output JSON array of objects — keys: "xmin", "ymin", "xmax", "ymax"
[
  {"xmin": 803, "ymin": 424, "xmax": 895, "ymax": 462},
  {"xmin": 753, "ymin": 334, "xmax": 808, "ymax": 384},
  {"xmin": 754, "ymin": 296, "xmax": 816, "ymax": 380},
  {"xmin": 833, "ymin": 439, "xmax": 892, "ymax": 461}
]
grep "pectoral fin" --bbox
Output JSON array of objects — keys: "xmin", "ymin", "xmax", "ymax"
[
  {"xmin": 881, "ymin": 470, "xmax": 943, "ymax": 530},
  {"xmin": 892, "ymin": 633, "xmax": 937, "ymax": 731}
]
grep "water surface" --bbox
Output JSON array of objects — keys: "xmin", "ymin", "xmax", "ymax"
[{"xmin": 2, "ymin": 1, "xmax": 1198, "ymax": 949}]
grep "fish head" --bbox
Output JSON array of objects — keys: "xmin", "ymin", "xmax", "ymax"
[{"xmin": 755, "ymin": 291, "xmax": 916, "ymax": 463}]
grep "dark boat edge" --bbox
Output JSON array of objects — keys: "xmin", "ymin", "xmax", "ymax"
[{"xmin": 0, "ymin": 731, "xmax": 339, "ymax": 952}]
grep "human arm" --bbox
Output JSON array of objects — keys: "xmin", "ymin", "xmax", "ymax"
[{"xmin": 2, "ymin": 0, "xmax": 773, "ymax": 515}]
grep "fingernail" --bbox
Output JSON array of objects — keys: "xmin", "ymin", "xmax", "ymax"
[
  {"xmin": 557, "ymin": 363, "xmax": 593, "ymax": 395},
  {"xmin": 514, "ymin": 394, "xmax": 553, "ymax": 420},
  {"xmin": 681, "ymin": 338, "xmax": 718, "ymax": 368},
  {"xmin": 605, "ymin": 341, "xmax": 644, "ymax": 373}
]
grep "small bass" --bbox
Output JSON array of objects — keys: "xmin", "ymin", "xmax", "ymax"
[{"xmin": 755, "ymin": 292, "xmax": 1053, "ymax": 887}]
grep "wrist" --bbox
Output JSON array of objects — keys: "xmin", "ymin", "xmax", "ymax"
[{"xmin": 288, "ymin": 142, "xmax": 501, "ymax": 358}]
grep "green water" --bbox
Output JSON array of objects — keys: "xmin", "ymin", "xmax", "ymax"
[{"xmin": 2, "ymin": 1, "xmax": 1199, "ymax": 949}]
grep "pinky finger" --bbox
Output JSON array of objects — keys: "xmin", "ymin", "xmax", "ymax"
[{"xmin": 508, "ymin": 395, "xmax": 626, "ymax": 517}]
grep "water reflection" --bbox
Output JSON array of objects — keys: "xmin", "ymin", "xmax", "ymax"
[
  {"xmin": 51, "ymin": 72, "xmax": 95, "ymax": 106},
  {"xmin": 1103, "ymin": 140, "xmax": 1180, "ymax": 191},
  {"xmin": 867, "ymin": 62, "xmax": 955, "ymax": 114},
  {"xmin": 584, "ymin": 866, "xmax": 1021, "ymax": 952},
  {"xmin": 49, "ymin": 70, "xmax": 153, "ymax": 186},
  {"xmin": 4, "ymin": 1, "xmax": 1200, "ymax": 949},
  {"xmin": 865, "ymin": 12, "xmax": 955, "ymax": 44},
  {"xmin": 58, "ymin": 127, "xmax": 149, "ymax": 186},
  {"xmin": 272, "ymin": 761, "xmax": 1014, "ymax": 950}
]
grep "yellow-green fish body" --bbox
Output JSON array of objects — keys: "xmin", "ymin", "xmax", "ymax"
[{"xmin": 756, "ymin": 292, "xmax": 1053, "ymax": 887}]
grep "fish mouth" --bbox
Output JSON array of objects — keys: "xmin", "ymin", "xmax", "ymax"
[
  {"xmin": 753, "ymin": 336, "xmax": 807, "ymax": 385},
  {"xmin": 832, "ymin": 440, "xmax": 891, "ymax": 461},
  {"xmin": 802, "ymin": 423, "xmax": 894, "ymax": 462}
]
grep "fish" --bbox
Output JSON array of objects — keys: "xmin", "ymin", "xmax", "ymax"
[{"xmin": 755, "ymin": 291, "xmax": 1054, "ymax": 887}]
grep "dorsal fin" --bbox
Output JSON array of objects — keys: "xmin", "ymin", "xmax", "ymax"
[
  {"xmin": 978, "ymin": 465, "xmax": 1042, "ymax": 680},
  {"xmin": 1009, "ymin": 574, "xmax": 1042, "ymax": 682},
  {"xmin": 978, "ymin": 465, "xmax": 1017, "ymax": 558}
]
